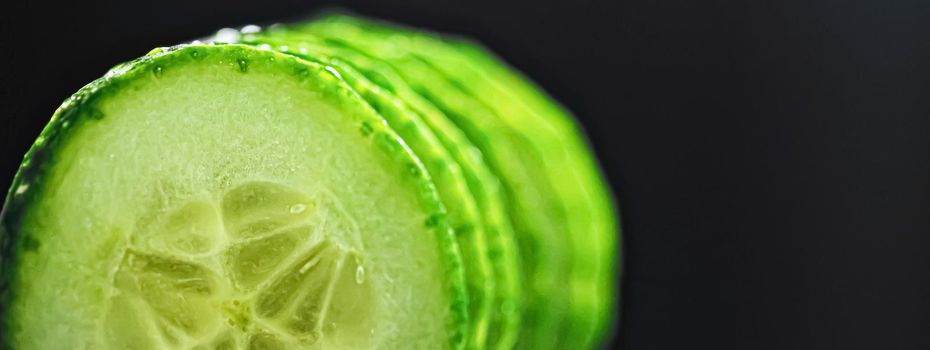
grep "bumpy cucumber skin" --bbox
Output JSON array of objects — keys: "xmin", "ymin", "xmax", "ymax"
[
  {"xmin": 300, "ymin": 15, "xmax": 619, "ymax": 350},
  {"xmin": 0, "ymin": 44, "xmax": 469, "ymax": 350}
]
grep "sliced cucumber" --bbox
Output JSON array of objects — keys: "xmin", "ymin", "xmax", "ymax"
[
  {"xmin": 0, "ymin": 45, "xmax": 466, "ymax": 349},
  {"xmin": 294, "ymin": 16, "xmax": 618, "ymax": 350},
  {"xmin": 1, "ymin": 15, "xmax": 618, "ymax": 350}
]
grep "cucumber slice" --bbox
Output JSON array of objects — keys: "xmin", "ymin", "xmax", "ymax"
[
  {"xmin": 0, "ymin": 45, "xmax": 467, "ymax": 349},
  {"xmin": 295, "ymin": 16, "xmax": 617, "ymax": 350},
  {"xmin": 240, "ymin": 31, "xmax": 524, "ymax": 350}
]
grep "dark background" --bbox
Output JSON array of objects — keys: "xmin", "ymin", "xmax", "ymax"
[{"xmin": 2, "ymin": 0, "xmax": 930, "ymax": 349}]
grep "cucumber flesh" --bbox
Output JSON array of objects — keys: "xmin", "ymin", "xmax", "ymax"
[{"xmin": 1, "ymin": 45, "xmax": 466, "ymax": 350}]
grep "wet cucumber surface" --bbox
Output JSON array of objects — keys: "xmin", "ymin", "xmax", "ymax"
[{"xmin": 0, "ymin": 15, "xmax": 617, "ymax": 350}]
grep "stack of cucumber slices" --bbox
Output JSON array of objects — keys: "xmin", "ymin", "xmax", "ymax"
[{"xmin": 0, "ymin": 14, "xmax": 618, "ymax": 350}]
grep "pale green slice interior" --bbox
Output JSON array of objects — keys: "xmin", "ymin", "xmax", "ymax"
[{"xmin": 7, "ymin": 46, "xmax": 462, "ymax": 350}]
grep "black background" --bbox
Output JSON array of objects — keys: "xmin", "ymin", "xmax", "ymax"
[{"xmin": 2, "ymin": 0, "xmax": 930, "ymax": 349}]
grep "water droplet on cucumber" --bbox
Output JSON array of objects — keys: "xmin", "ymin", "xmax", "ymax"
[
  {"xmin": 289, "ymin": 203, "xmax": 307, "ymax": 214},
  {"xmin": 355, "ymin": 262, "xmax": 366, "ymax": 284},
  {"xmin": 240, "ymin": 25, "xmax": 261, "ymax": 34}
]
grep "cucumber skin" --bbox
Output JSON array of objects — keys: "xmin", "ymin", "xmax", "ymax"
[{"xmin": 0, "ymin": 44, "xmax": 469, "ymax": 350}]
